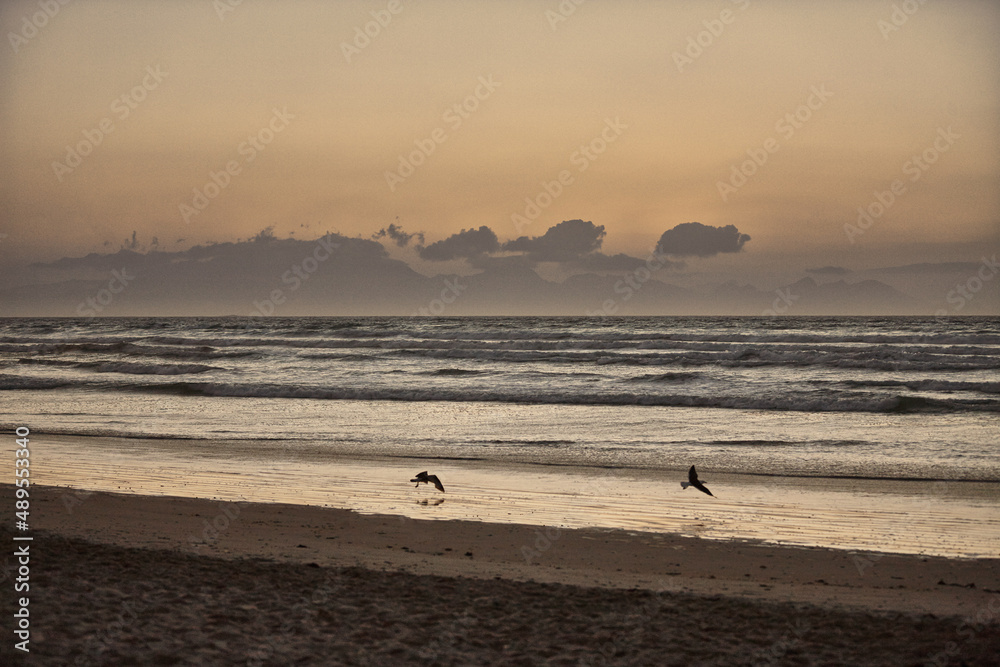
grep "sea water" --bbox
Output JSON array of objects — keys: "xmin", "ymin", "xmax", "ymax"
[{"xmin": 2, "ymin": 316, "xmax": 997, "ymax": 556}]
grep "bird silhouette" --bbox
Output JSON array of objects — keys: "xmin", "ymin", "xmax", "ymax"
[
  {"xmin": 410, "ymin": 471, "xmax": 445, "ymax": 492},
  {"xmin": 680, "ymin": 465, "xmax": 714, "ymax": 497}
]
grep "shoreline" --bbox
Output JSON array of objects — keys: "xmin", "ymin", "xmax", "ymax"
[
  {"xmin": 17, "ymin": 433, "xmax": 1000, "ymax": 559},
  {"xmin": 6, "ymin": 484, "xmax": 1000, "ymax": 665}
]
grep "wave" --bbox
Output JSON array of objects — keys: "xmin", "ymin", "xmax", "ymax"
[
  {"xmin": 3, "ymin": 318, "xmax": 998, "ymax": 419},
  {"xmin": 376, "ymin": 346, "xmax": 999, "ymax": 372},
  {"xmin": 131, "ymin": 381, "xmax": 1000, "ymax": 413},
  {"xmin": 17, "ymin": 358, "xmax": 220, "ymax": 375},
  {"xmin": 0, "ymin": 374, "xmax": 73, "ymax": 390},
  {"xmin": 421, "ymin": 368, "xmax": 486, "ymax": 376},
  {"xmin": 2, "ymin": 327, "xmax": 997, "ymax": 374},
  {"xmin": 481, "ymin": 439, "xmax": 576, "ymax": 446},
  {"xmin": 90, "ymin": 362, "xmax": 220, "ymax": 375},
  {"xmin": 5, "ymin": 330, "xmax": 1000, "ymax": 351},
  {"xmin": 0, "ymin": 341, "xmax": 254, "ymax": 360},
  {"xmin": 829, "ymin": 379, "xmax": 1000, "ymax": 394},
  {"xmin": 706, "ymin": 439, "xmax": 870, "ymax": 447},
  {"xmin": 625, "ymin": 372, "xmax": 701, "ymax": 383},
  {"xmin": 132, "ymin": 329, "xmax": 1000, "ymax": 347},
  {"xmin": 0, "ymin": 426, "xmax": 289, "ymax": 441}
]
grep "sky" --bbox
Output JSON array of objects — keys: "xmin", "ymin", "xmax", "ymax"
[{"xmin": 1, "ymin": 0, "xmax": 998, "ymax": 315}]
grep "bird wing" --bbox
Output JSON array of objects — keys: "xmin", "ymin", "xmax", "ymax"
[
  {"xmin": 692, "ymin": 480, "xmax": 714, "ymax": 497},
  {"xmin": 428, "ymin": 475, "xmax": 445, "ymax": 492},
  {"xmin": 688, "ymin": 466, "xmax": 714, "ymax": 496}
]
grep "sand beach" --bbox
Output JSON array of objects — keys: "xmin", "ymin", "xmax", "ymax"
[{"xmin": 5, "ymin": 483, "xmax": 999, "ymax": 665}]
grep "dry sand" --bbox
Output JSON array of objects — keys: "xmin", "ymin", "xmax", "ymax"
[{"xmin": 4, "ymin": 484, "xmax": 999, "ymax": 665}]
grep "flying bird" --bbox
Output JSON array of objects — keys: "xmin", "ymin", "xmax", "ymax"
[
  {"xmin": 680, "ymin": 465, "xmax": 714, "ymax": 497},
  {"xmin": 410, "ymin": 471, "xmax": 445, "ymax": 493}
]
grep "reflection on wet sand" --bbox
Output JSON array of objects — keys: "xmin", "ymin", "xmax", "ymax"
[{"xmin": 23, "ymin": 435, "xmax": 1000, "ymax": 559}]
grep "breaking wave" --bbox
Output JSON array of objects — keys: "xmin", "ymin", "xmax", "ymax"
[{"xmin": 125, "ymin": 381, "xmax": 1000, "ymax": 413}]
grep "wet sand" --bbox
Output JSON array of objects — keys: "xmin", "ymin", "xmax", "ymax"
[
  {"xmin": 24, "ymin": 434, "xmax": 1000, "ymax": 558},
  {"xmin": 6, "ymin": 484, "xmax": 1000, "ymax": 665}
]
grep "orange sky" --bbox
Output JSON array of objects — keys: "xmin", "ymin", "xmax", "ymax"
[{"xmin": 2, "ymin": 0, "xmax": 998, "ymax": 277}]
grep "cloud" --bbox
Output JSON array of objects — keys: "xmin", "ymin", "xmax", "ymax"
[
  {"xmin": 503, "ymin": 219, "xmax": 605, "ymax": 262},
  {"xmin": 373, "ymin": 223, "xmax": 425, "ymax": 248},
  {"xmin": 417, "ymin": 220, "xmax": 674, "ymax": 274},
  {"xmin": 418, "ymin": 226, "xmax": 500, "ymax": 261},
  {"xmin": 250, "ymin": 226, "xmax": 277, "ymax": 242},
  {"xmin": 655, "ymin": 222, "xmax": 750, "ymax": 258},
  {"xmin": 499, "ymin": 220, "xmax": 679, "ymax": 273},
  {"xmin": 806, "ymin": 265, "xmax": 850, "ymax": 275},
  {"xmin": 11, "ymin": 232, "xmax": 444, "ymax": 316}
]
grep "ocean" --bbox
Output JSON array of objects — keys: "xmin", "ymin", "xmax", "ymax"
[{"xmin": 2, "ymin": 315, "xmax": 998, "ymax": 556}]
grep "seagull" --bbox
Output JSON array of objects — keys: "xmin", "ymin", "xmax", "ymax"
[
  {"xmin": 410, "ymin": 471, "xmax": 445, "ymax": 493},
  {"xmin": 680, "ymin": 465, "xmax": 714, "ymax": 497}
]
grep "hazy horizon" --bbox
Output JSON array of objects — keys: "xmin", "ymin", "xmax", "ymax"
[{"xmin": 2, "ymin": 0, "xmax": 998, "ymax": 315}]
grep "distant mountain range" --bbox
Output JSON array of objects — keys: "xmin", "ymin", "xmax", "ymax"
[{"xmin": 0, "ymin": 234, "xmax": 993, "ymax": 316}]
